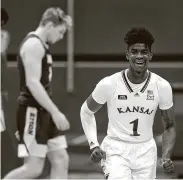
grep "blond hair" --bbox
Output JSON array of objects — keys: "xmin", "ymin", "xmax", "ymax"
[{"xmin": 40, "ymin": 7, "xmax": 67, "ymax": 26}]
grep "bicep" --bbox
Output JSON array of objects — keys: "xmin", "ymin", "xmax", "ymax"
[
  {"xmin": 160, "ymin": 107, "xmax": 176, "ymax": 130},
  {"xmin": 21, "ymin": 39, "xmax": 44, "ymax": 82},
  {"xmin": 86, "ymin": 94, "xmax": 103, "ymax": 113}
]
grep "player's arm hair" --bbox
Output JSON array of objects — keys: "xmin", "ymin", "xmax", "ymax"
[
  {"xmin": 160, "ymin": 107, "xmax": 176, "ymax": 160},
  {"xmin": 80, "ymin": 94, "xmax": 104, "ymax": 149},
  {"xmin": 21, "ymin": 38, "xmax": 59, "ymax": 115}
]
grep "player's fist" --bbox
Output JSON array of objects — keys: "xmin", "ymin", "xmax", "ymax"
[
  {"xmin": 90, "ymin": 146, "xmax": 106, "ymax": 163},
  {"xmin": 160, "ymin": 159, "xmax": 174, "ymax": 173},
  {"xmin": 15, "ymin": 130, "xmax": 20, "ymax": 141},
  {"xmin": 52, "ymin": 111, "xmax": 70, "ymax": 131}
]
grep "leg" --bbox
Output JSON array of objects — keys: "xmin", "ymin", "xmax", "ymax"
[
  {"xmin": 132, "ymin": 139, "xmax": 157, "ymax": 180},
  {"xmin": 3, "ymin": 156, "xmax": 45, "ymax": 179},
  {"xmin": 101, "ymin": 154, "xmax": 132, "ymax": 179},
  {"xmin": 47, "ymin": 135, "xmax": 69, "ymax": 179},
  {"xmin": 3, "ymin": 105, "xmax": 48, "ymax": 179},
  {"xmin": 132, "ymin": 160, "xmax": 157, "ymax": 180},
  {"xmin": 101, "ymin": 137, "xmax": 132, "ymax": 179}
]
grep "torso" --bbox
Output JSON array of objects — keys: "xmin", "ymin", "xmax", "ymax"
[
  {"xmin": 17, "ymin": 33, "xmax": 53, "ymax": 108},
  {"xmin": 106, "ymin": 69, "xmax": 160, "ymax": 143}
]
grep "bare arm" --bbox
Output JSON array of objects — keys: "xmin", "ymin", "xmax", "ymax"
[
  {"xmin": 21, "ymin": 38, "xmax": 59, "ymax": 115},
  {"xmin": 1, "ymin": 30, "xmax": 10, "ymax": 54},
  {"xmin": 161, "ymin": 107, "xmax": 176, "ymax": 160}
]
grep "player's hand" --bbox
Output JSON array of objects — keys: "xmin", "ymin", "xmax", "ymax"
[
  {"xmin": 90, "ymin": 146, "xmax": 106, "ymax": 163},
  {"xmin": 15, "ymin": 130, "xmax": 20, "ymax": 141},
  {"xmin": 160, "ymin": 158, "xmax": 174, "ymax": 173},
  {"xmin": 52, "ymin": 111, "xmax": 70, "ymax": 131}
]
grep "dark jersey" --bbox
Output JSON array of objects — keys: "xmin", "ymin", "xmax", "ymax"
[
  {"xmin": 17, "ymin": 34, "xmax": 53, "ymax": 108},
  {"xmin": 1, "ymin": 54, "xmax": 8, "ymax": 92}
]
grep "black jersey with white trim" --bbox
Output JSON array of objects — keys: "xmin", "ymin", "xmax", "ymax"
[{"xmin": 17, "ymin": 34, "xmax": 53, "ymax": 108}]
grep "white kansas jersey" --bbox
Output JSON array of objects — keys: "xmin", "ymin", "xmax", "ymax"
[{"xmin": 92, "ymin": 69, "xmax": 173, "ymax": 143}]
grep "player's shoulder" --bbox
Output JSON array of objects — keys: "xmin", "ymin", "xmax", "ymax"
[
  {"xmin": 21, "ymin": 33, "xmax": 45, "ymax": 53},
  {"xmin": 22, "ymin": 37, "xmax": 43, "ymax": 50},
  {"xmin": 99, "ymin": 72, "xmax": 120, "ymax": 86},
  {"xmin": 96, "ymin": 72, "xmax": 120, "ymax": 91},
  {"xmin": 151, "ymin": 72, "xmax": 172, "ymax": 89}
]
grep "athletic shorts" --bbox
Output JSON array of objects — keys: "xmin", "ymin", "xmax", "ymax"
[
  {"xmin": 101, "ymin": 136, "xmax": 157, "ymax": 179},
  {"xmin": 16, "ymin": 104, "xmax": 67, "ymax": 158}
]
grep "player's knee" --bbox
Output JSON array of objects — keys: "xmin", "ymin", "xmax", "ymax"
[
  {"xmin": 49, "ymin": 148, "xmax": 69, "ymax": 168},
  {"xmin": 24, "ymin": 161, "xmax": 44, "ymax": 177}
]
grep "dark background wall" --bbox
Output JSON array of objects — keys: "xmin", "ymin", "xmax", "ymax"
[{"xmin": 2, "ymin": 0, "xmax": 183, "ymax": 55}]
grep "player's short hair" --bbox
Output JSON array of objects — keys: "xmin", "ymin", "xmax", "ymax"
[
  {"xmin": 1, "ymin": 8, "xmax": 9, "ymax": 26},
  {"xmin": 124, "ymin": 27, "xmax": 155, "ymax": 50},
  {"xmin": 40, "ymin": 7, "xmax": 67, "ymax": 26}
]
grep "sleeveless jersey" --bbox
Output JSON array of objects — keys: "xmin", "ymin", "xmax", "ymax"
[{"xmin": 17, "ymin": 34, "xmax": 53, "ymax": 108}]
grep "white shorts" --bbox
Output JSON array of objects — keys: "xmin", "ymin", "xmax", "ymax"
[
  {"xmin": 101, "ymin": 136, "xmax": 157, "ymax": 179},
  {"xmin": 18, "ymin": 135, "xmax": 68, "ymax": 158}
]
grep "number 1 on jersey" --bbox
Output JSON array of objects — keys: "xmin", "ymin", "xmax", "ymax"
[{"xmin": 130, "ymin": 119, "xmax": 140, "ymax": 136}]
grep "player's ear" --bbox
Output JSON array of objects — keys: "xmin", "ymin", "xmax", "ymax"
[
  {"xmin": 149, "ymin": 52, "xmax": 153, "ymax": 61},
  {"xmin": 46, "ymin": 21, "xmax": 54, "ymax": 29},
  {"xmin": 126, "ymin": 51, "xmax": 129, "ymax": 60}
]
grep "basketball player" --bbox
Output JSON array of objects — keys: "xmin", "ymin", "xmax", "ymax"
[
  {"xmin": 80, "ymin": 27, "xmax": 176, "ymax": 179},
  {"xmin": 3, "ymin": 7, "xmax": 72, "ymax": 179},
  {"xmin": 1, "ymin": 8, "xmax": 10, "ymax": 132}
]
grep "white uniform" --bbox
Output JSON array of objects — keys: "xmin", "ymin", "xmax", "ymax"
[{"xmin": 92, "ymin": 69, "xmax": 173, "ymax": 179}]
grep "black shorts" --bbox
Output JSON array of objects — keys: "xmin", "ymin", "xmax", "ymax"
[{"xmin": 16, "ymin": 104, "xmax": 65, "ymax": 157}]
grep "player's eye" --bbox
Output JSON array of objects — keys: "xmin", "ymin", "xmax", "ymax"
[
  {"xmin": 131, "ymin": 50, "xmax": 138, "ymax": 54},
  {"xmin": 141, "ymin": 50, "xmax": 149, "ymax": 55}
]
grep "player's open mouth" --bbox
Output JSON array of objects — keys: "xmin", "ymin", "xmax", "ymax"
[{"xmin": 135, "ymin": 61, "xmax": 145, "ymax": 66}]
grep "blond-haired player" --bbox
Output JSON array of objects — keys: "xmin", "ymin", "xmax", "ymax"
[{"xmin": 4, "ymin": 7, "xmax": 72, "ymax": 179}]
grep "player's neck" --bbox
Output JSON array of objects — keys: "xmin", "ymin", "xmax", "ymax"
[
  {"xmin": 127, "ymin": 67, "xmax": 148, "ymax": 84},
  {"xmin": 34, "ymin": 27, "xmax": 49, "ymax": 45}
]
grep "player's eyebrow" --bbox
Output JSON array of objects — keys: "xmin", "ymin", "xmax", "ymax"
[{"xmin": 131, "ymin": 48, "xmax": 138, "ymax": 51}]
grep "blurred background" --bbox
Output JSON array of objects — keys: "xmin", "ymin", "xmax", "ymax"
[{"xmin": 1, "ymin": 0, "xmax": 183, "ymax": 179}]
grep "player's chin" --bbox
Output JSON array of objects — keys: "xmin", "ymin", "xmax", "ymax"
[{"xmin": 133, "ymin": 64, "xmax": 147, "ymax": 73}]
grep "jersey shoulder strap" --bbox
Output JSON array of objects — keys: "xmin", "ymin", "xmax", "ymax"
[{"xmin": 18, "ymin": 33, "xmax": 50, "ymax": 54}]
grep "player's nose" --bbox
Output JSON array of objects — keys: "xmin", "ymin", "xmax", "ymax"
[{"xmin": 136, "ymin": 52, "xmax": 143, "ymax": 58}]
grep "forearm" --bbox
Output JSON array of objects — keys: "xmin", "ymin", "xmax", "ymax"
[
  {"xmin": 80, "ymin": 102, "xmax": 99, "ymax": 149},
  {"xmin": 162, "ymin": 125, "xmax": 176, "ymax": 159},
  {"xmin": 27, "ymin": 80, "xmax": 59, "ymax": 115}
]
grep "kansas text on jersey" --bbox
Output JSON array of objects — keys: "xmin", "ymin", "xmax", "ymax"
[{"xmin": 92, "ymin": 69, "xmax": 173, "ymax": 142}]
